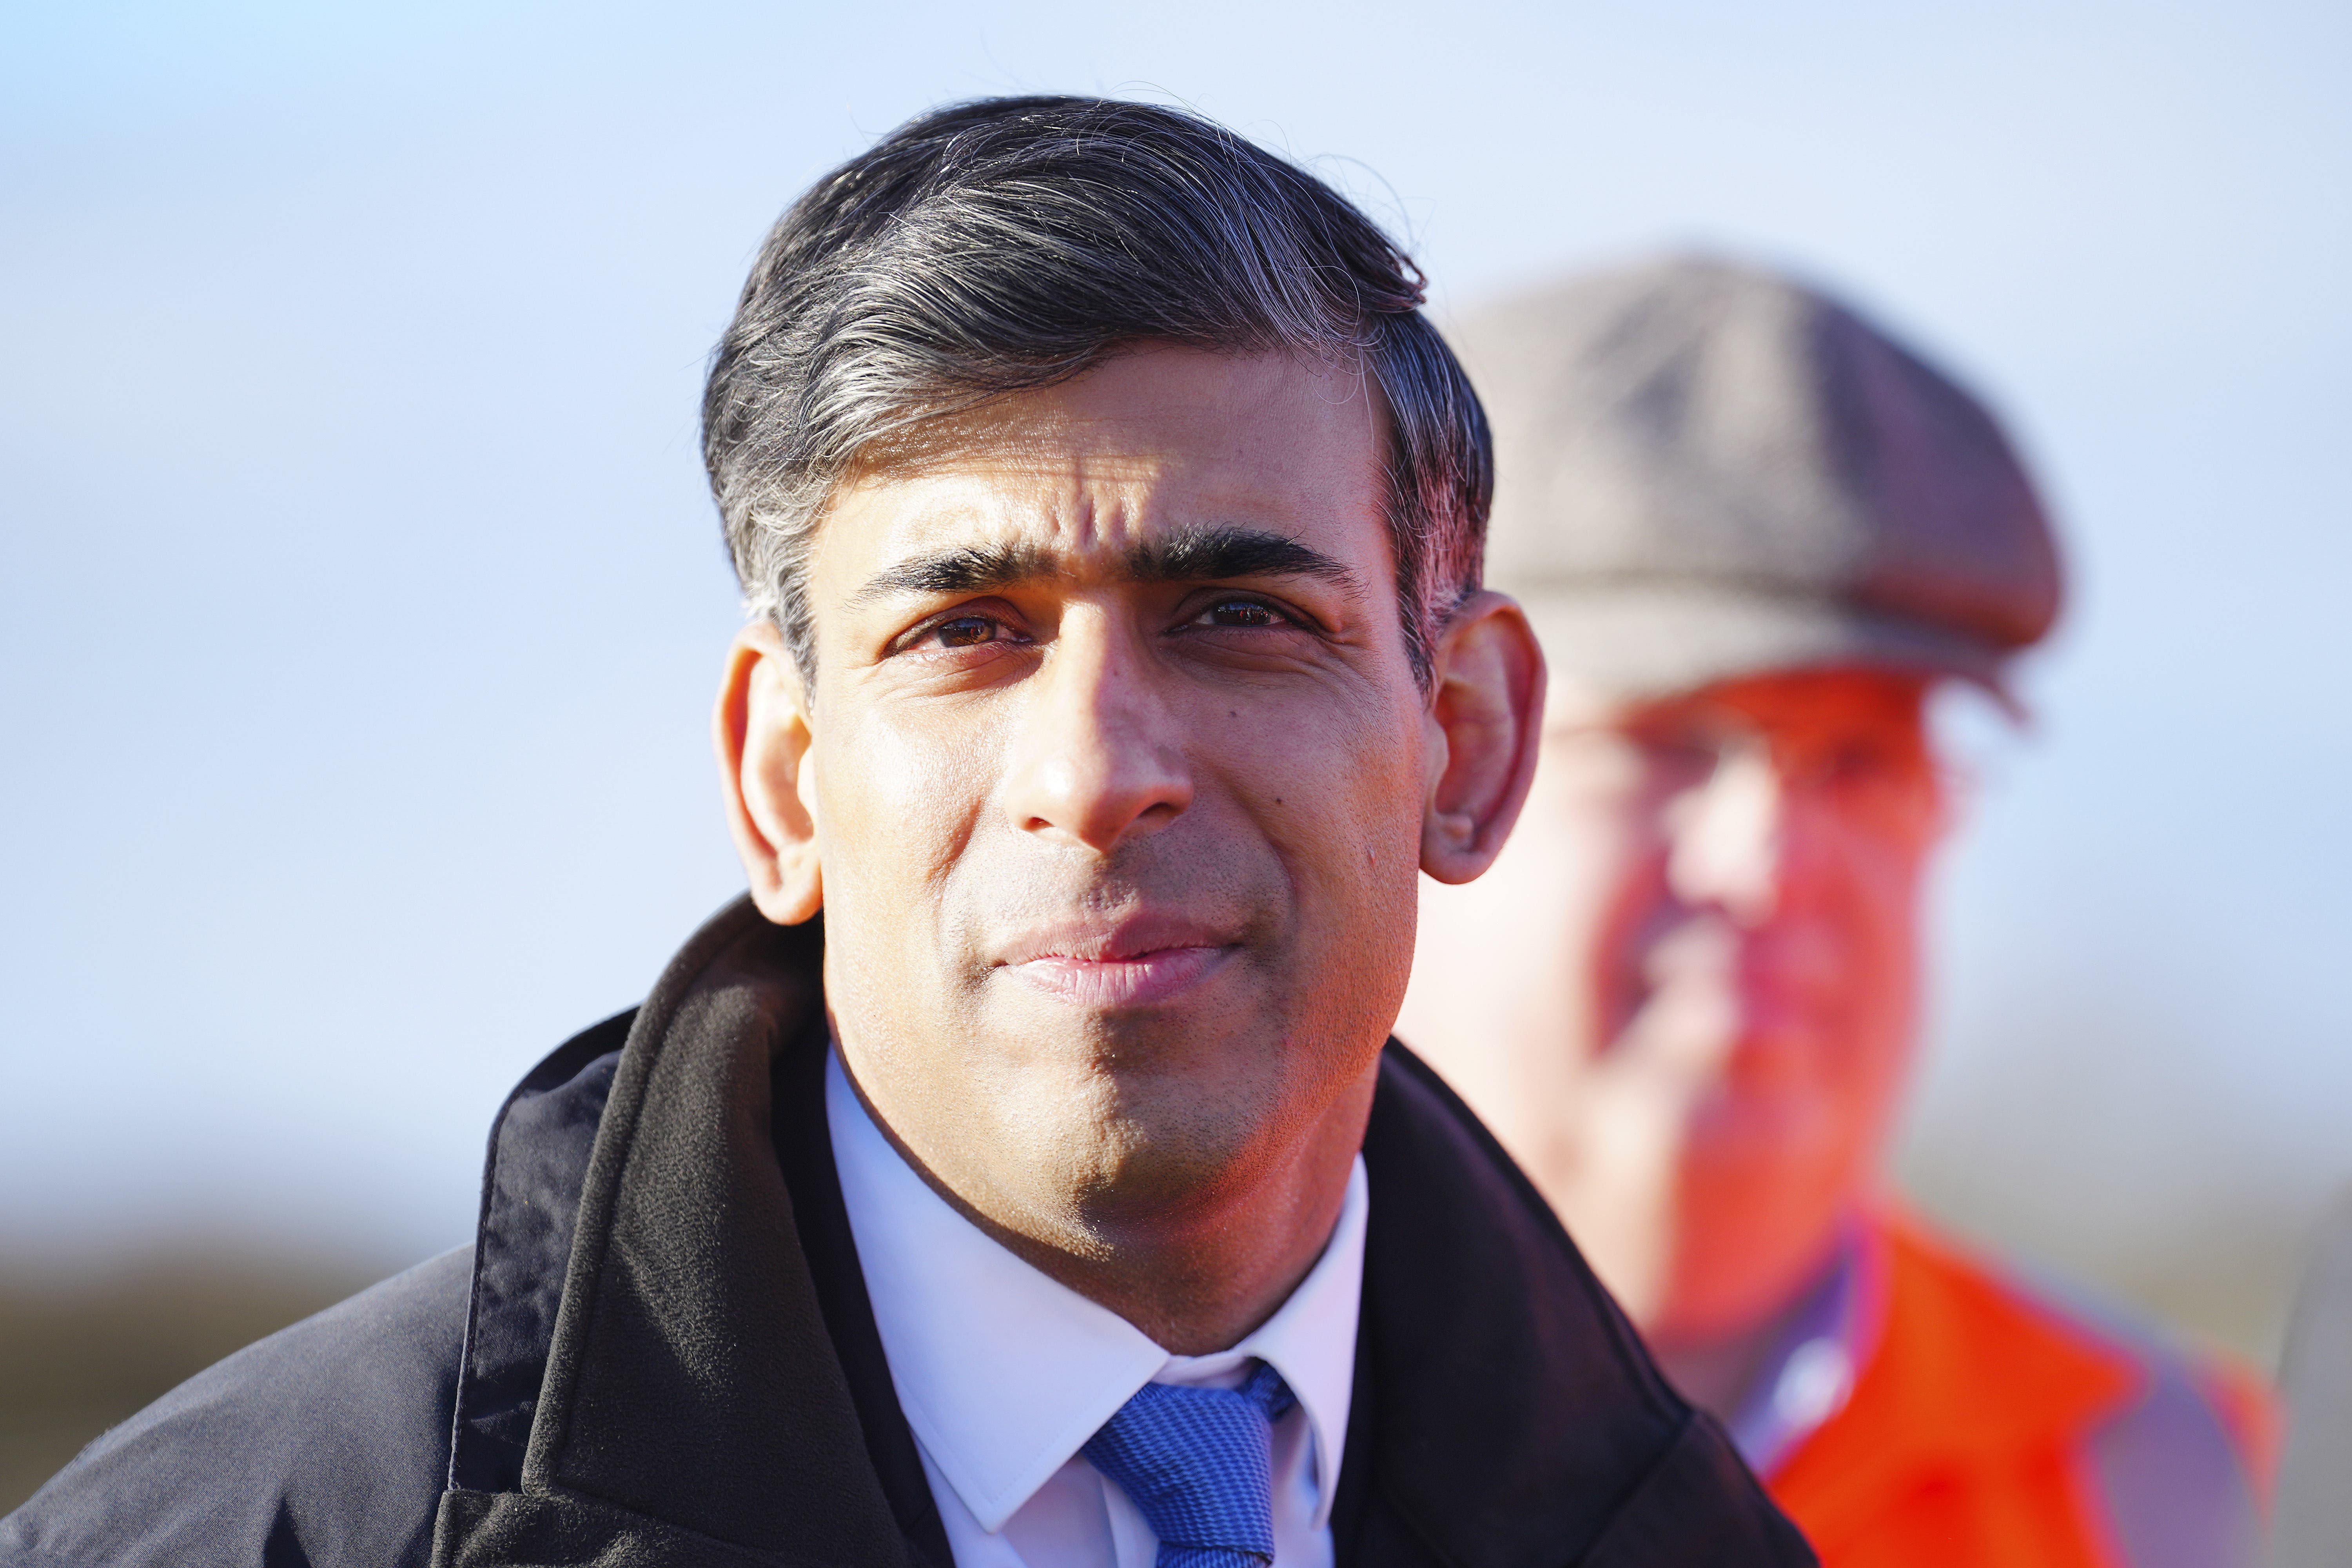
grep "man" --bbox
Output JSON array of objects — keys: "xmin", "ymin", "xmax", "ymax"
[
  {"xmin": 1396, "ymin": 256, "xmax": 2278, "ymax": 1568},
  {"xmin": 0, "ymin": 104, "xmax": 1809, "ymax": 1567}
]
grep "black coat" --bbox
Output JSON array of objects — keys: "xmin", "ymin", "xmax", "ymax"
[{"xmin": 2, "ymin": 900, "xmax": 1813, "ymax": 1568}]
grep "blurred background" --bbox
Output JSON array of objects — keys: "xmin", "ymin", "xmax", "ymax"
[{"xmin": 3, "ymin": 0, "xmax": 2346, "ymax": 1509}]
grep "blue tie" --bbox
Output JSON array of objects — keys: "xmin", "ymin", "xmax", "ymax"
[{"xmin": 1082, "ymin": 1361, "xmax": 1299, "ymax": 1568}]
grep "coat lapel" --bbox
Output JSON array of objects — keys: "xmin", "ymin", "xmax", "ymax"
[{"xmin": 435, "ymin": 900, "xmax": 918, "ymax": 1568}]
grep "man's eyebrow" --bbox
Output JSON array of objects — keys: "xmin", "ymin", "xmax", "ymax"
[
  {"xmin": 1127, "ymin": 525, "xmax": 1360, "ymax": 591},
  {"xmin": 851, "ymin": 541, "xmax": 1063, "ymax": 607},
  {"xmin": 851, "ymin": 526, "xmax": 1360, "ymax": 606}
]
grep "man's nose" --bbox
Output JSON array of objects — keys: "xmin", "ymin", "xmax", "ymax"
[
  {"xmin": 1664, "ymin": 741, "xmax": 1788, "ymax": 925},
  {"xmin": 999, "ymin": 615, "xmax": 1193, "ymax": 853}
]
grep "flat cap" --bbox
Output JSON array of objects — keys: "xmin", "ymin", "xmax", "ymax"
[{"xmin": 1451, "ymin": 256, "xmax": 2063, "ymax": 700}]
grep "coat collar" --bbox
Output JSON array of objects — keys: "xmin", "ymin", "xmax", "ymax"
[{"xmin": 437, "ymin": 899, "xmax": 916, "ymax": 1566}]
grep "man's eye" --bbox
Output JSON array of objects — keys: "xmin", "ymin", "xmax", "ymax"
[
  {"xmin": 1197, "ymin": 599, "xmax": 1286, "ymax": 628},
  {"xmin": 1636, "ymin": 733, "xmax": 1724, "ymax": 784},
  {"xmin": 929, "ymin": 615, "xmax": 1005, "ymax": 648}
]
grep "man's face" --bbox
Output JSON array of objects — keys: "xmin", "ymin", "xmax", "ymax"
[
  {"xmin": 1397, "ymin": 668, "xmax": 1944, "ymax": 1342},
  {"xmin": 784, "ymin": 346, "xmax": 1436, "ymax": 1267}
]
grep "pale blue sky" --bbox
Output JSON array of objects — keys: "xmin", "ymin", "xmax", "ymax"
[{"xmin": 3, "ymin": 2, "xmax": 2347, "ymax": 1334}]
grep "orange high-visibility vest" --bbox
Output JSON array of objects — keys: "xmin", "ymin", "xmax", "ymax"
[{"xmin": 1768, "ymin": 1216, "xmax": 2278, "ymax": 1568}]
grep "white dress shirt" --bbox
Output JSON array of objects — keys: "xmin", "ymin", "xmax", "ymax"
[{"xmin": 826, "ymin": 1050, "xmax": 1367, "ymax": 1568}]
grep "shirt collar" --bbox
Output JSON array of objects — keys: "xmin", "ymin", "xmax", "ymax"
[
  {"xmin": 1726, "ymin": 1221, "xmax": 1882, "ymax": 1475},
  {"xmin": 826, "ymin": 1048, "xmax": 1365, "ymax": 1534}
]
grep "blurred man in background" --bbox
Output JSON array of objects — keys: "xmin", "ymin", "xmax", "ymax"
[{"xmin": 1397, "ymin": 257, "xmax": 2277, "ymax": 1568}]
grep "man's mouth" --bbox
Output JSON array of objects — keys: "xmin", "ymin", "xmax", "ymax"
[{"xmin": 996, "ymin": 915, "xmax": 1240, "ymax": 1008}]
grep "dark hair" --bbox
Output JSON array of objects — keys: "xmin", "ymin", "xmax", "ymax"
[{"xmin": 701, "ymin": 95, "xmax": 1492, "ymax": 689}]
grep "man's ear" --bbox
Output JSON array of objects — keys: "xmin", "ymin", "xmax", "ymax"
[
  {"xmin": 1420, "ymin": 590, "xmax": 1546, "ymax": 885},
  {"xmin": 714, "ymin": 621, "xmax": 824, "ymax": 925}
]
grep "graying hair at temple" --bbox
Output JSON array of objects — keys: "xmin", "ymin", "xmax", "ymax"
[{"xmin": 699, "ymin": 94, "xmax": 1494, "ymax": 690}]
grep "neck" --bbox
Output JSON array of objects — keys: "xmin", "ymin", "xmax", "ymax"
[
  {"xmin": 1648, "ymin": 1249, "xmax": 1849, "ymax": 1423},
  {"xmin": 843, "ymin": 1053, "xmax": 1377, "ymax": 1356}
]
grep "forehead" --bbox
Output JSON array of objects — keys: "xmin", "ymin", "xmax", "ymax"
[
  {"xmin": 1625, "ymin": 669, "xmax": 1935, "ymax": 760},
  {"xmin": 817, "ymin": 345, "xmax": 1390, "ymax": 570},
  {"xmin": 1671, "ymin": 668, "xmax": 1928, "ymax": 728},
  {"xmin": 1547, "ymin": 668, "xmax": 1932, "ymax": 738}
]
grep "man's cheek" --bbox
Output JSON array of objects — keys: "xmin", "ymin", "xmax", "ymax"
[
  {"xmin": 1230, "ymin": 720, "xmax": 1385, "ymax": 851},
  {"xmin": 833, "ymin": 708, "xmax": 976, "ymax": 829}
]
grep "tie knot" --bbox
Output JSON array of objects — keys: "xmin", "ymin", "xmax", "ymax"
[{"xmin": 1082, "ymin": 1363, "xmax": 1298, "ymax": 1568}]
